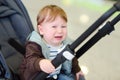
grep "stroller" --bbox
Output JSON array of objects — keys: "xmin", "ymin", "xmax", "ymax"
[{"xmin": 0, "ymin": 0, "xmax": 120, "ymax": 80}]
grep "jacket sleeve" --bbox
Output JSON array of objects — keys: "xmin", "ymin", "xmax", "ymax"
[
  {"xmin": 72, "ymin": 57, "xmax": 81, "ymax": 74},
  {"xmin": 25, "ymin": 41, "xmax": 44, "ymax": 72}
]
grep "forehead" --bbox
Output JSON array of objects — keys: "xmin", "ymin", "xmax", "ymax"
[{"xmin": 42, "ymin": 16, "xmax": 67, "ymax": 26}]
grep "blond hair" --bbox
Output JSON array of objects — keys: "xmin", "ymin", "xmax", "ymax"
[{"xmin": 37, "ymin": 5, "xmax": 67, "ymax": 25}]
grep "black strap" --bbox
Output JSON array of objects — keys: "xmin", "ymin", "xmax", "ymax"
[{"xmin": 8, "ymin": 38, "xmax": 25, "ymax": 55}]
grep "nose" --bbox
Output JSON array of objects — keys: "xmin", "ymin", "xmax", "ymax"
[{"xmin": 57, "ymin": 27, "xmax": 62, "ymax": 33}]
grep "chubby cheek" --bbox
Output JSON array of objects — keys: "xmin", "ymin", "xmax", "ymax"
[
  {"xmin": 63, "ymin": 31, "xmax": 67, "ymax": 39},
  {"xmin": 44, "ymin": 32, "xmax": 54, "ymax": 40}
]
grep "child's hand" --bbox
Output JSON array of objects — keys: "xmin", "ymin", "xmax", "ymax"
[
  {"xmin": 39, "ymin": 59, "xmax": 55, "ymax": 73},
  {"xmin": 76, "ymin": 71, "xmax": 85, "ymax": 80}
]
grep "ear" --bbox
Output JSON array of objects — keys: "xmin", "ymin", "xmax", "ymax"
[{"xmin": 38, "ymin": 25, "xmax": 43, "ymax": 35}]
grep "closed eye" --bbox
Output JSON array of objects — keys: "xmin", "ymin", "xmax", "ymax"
[
  {"xmin": 52, "ymin": 26, "xmax": 57, "ymax": 28},
  {"xmin": 52, "ymin": 26, "xmax": 67, "ymax": 28},
  {"xmin": 61, "ymin": 26, "xmax": 67, "ymax": 28}
]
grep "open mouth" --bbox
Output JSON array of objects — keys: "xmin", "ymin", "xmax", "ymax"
[{"xmin": 55, "ymin": 36, "xmax": 62, "ymax": 40}]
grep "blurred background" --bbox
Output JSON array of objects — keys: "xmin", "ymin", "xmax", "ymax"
[{"xmin": 22, "ymin": 0, "xmax": 120, "ymax": 80}]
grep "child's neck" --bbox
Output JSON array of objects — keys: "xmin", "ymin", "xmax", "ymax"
[
  {"xmin": 42, "ymin": 38, "xmax": 62, "ymax": 47},
  {"xmin": 47, "ymin": 43, "xmax": 63, "ymax": 49}
]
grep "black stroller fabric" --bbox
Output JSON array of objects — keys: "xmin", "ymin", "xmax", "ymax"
[{"xmin": 0, "ymin": 0, "xmax": 34, "ymax": 79}]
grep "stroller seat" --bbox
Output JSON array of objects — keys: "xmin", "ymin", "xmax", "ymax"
[{"xmin": 0, "ymin": 0, "xmax": 34, "ymax": 79}]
